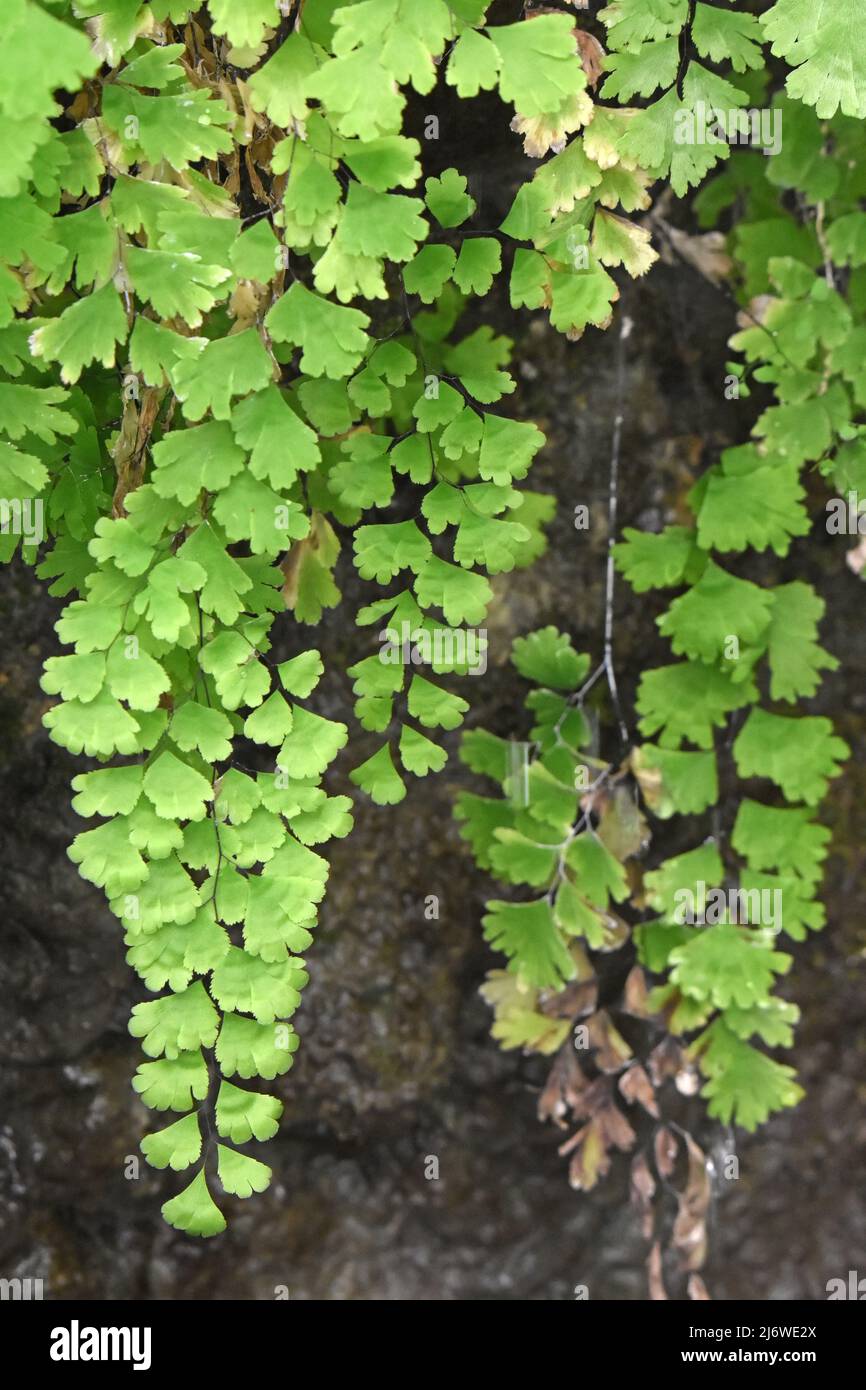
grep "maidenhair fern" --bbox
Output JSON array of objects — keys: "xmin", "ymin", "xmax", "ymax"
[
  {"xmin": 2, "ymin": 0, "xmax": 864, "ymax": 1262},
  {"xmin": 1, "ymin": 0, "xmax": 665, "ymax": 1236},
  {"xmin": 454, "ymin": 3, "xmax": 865, "ymax": 1295}
]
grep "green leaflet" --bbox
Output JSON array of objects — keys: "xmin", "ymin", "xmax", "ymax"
[
  {"xmin": 694, "ymin": 1020, "xmax": 804, "ymax": 1131},
  {"xmin": 30, "ymin": 283, "xmax": 128, "ymax": 384},
  {"xmin": 733, "ymin": 708, "xmax": 849, "ymax": 806},
  {"xmin": 762, "ymin": 0, "xmax": 866, "ymax": 119}
]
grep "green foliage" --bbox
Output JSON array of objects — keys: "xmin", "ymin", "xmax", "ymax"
[
  {"xmin": 460, "ymin": 591, "xmax": 840, "ymax": 1143},
  {"xmin": 12, "ymin": 0, "xmax": 658, "ymax": 1235},
  {"xmin": 3, "ymin": 0, "xmax": 860, "ymax": 1250},
  {"xmin": 451, "ymin": 11, "xmax": 859, "ymax": 1172},
  {"xmin": 762, "ymin": 0, "xmax": 866, "ymax": 119}
]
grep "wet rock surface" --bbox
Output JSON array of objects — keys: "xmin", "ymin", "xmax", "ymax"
[{"xmin": 1, "ymin": 261, "xmax": 864, "ymax": 1301}]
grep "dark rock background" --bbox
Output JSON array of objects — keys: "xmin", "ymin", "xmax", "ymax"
[{"xmin": 1, "ymin": 211, "xmax": 865, "ymax": 1300}]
